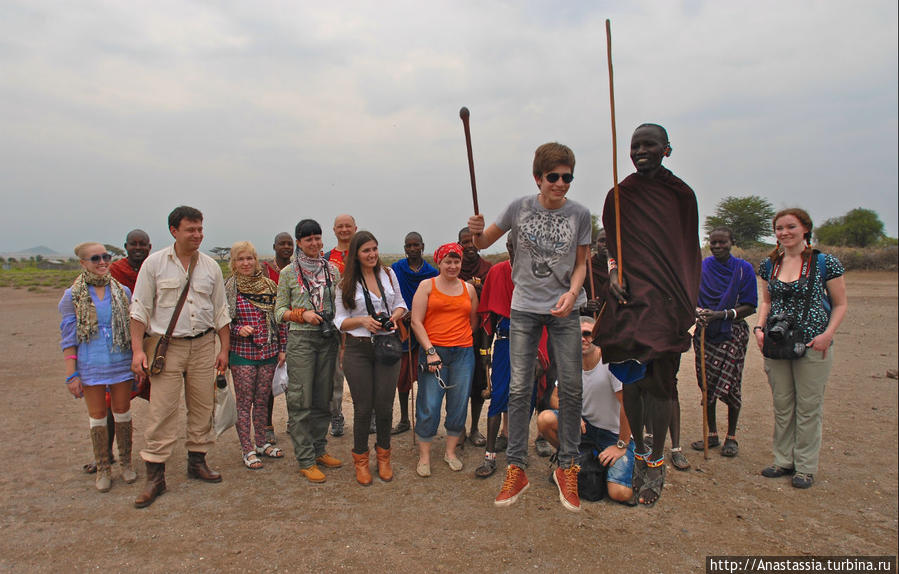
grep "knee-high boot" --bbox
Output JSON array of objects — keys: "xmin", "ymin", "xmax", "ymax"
[
  {"xmin": 90, "ymin": 426, "xmax": 112, "ymax": 492},
  {"xmin": 115, "ymin": 420, "xmax": 137, "ymax": 483}
]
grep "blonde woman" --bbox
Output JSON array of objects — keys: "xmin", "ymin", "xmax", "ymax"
[
  {"xmin": 226, "ymin": 241, "xmax": 287, "ymax": 469},
  {"xmin": 59, "ymin": 242, "xmax": 137, "ymax": 491}
]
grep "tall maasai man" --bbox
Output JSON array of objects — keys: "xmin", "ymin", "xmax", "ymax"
[
  {"xmin": 390, "ymin": 231, "xmax": 438, "ymax": 434},
  {"xmin": 109, "ymin": 229, "xmax": 151, "ymax": 292},
  {"xmin": 597, "ymin": 124, "xmax": 701, "ymax": 507},
  {"xmin": 325, "ymin": 214, "xmax": 357, "ymax": 437},
  {"xmin": 458, "ymin": 226, "xmax": 492, "ymax": 447}
]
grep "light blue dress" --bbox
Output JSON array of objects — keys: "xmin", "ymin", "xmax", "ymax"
[{"xmin": 59, "ymin": 285, "xmax": 133, "ymax": 386}]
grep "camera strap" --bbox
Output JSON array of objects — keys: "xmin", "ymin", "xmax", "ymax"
[{"xmin": 361, "ymin": 269, "xmax": 392, "ymax": 318}]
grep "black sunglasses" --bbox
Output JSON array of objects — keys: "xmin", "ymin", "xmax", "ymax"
[
  {"xmin": 545, "ymin": 172, "xmax": 574, "ymax": 184},
  {"xmin": 84, "ymin": 253, "xmax": 112, "ymax": 264},
  {"xmin": 581, "ymin": 330, "xmax": 593, "ymax": 338}
]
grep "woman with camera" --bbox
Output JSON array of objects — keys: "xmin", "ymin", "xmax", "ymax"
[
  {"xmin": 755, "ymin": 208, "xmax": 847, "ymax": 489},
  {"xmin": 410, "ymin": 243, "xmax": 479, "ymax": 477},
  {"xmin": 334, "ymin": 231, "xmax": 407, "ymax": 485},
  {"xmin": 59, "ymin": 242, "xmax": 138, "ymax": 492},
  {"xmin": 692, "ymin": 227, "xmax": 757, "ymax": 458},
  {"xmin": 275, "ymin": 219, "xmax": 343, "ymax": 483},
  {"xmin": 226, "ymin": 241, "xmax": 286, "ymax": 470}
]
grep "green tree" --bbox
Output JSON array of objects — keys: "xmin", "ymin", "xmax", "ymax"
[
  {"xmin": 591, "ymin": 213, "xmax": 601, "ymax": 242},
  {"xmin": 815, "ymin": 208, "xmax": 885, "ymax": 247},
  {"xmin": 104, "ymin": 244, "xmax": 126, "ymax": 258},
  {"xmin": 209, "ymin": 247, "xmax": 231, "ymax": 262},
  {"xmin": 704, "ymin": 195, "xmax": 775, "ymax": 246}
]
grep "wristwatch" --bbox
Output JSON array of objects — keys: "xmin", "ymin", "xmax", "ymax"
[
  {"xmin": 753, "ymin": 326, "xmax": 764, "ymax": 333},
  {"xmin": 616, "ymin": 439, "xmax": 628, "ymax": 449},
  {"xmin": 426, "ymin": 347, "xmax": 437, "ymax": 356}
]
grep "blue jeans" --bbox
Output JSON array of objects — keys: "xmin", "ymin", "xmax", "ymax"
[
  {"xmin": 508, "ymin": 309, "xmax": 582, "ymax": 469},
  {"xmin": 415, "ymin": 346, "xmax": 474, "ymax": 441}
]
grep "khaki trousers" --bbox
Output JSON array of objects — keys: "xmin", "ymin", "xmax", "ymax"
[
  {"xmin": 764, "ymin": 347, "xmax": 833, "ymax": 474},
  {"xmin": 286, "ymin": 330, "xmax": 338, "ymax": 468},
  {"xmin": 140, "ymin": 331, "xmax": 216, "ymax": 463}
]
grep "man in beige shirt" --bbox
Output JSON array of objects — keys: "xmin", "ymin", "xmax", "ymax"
[{"xmin": 129, "ymin": 205, "xmax": 231, "ymax": 508}]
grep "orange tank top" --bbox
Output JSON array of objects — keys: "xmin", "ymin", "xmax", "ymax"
[{"xmin": 423, "ymin": 278, "xmax": 473, "ymax": 347}]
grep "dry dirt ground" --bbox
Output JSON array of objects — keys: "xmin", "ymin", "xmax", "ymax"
[{"xmin": 1, "ymin": 272, "xmax": 896, "ymax": 573}]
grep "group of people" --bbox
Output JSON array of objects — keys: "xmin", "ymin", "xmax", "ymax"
[{"xmin": 60, "ymin": 123, "xmax": 847, "ymax": 512}]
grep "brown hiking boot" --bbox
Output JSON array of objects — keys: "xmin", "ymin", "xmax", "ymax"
[
  {"xmin": 134, "ymin": 461, "xmax": 166, "ymax": 508},
  {"xmin": 187, "ymin": 451, "xmax": 222, "ymax": 483}
]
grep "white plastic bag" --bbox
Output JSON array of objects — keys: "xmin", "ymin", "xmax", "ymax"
[
  {"xmin": 272, "ymin": 363, "xmax": 288, "ymax": 397},
  {"xmin": 213, "ymin": 371, "xmax": 238, "ymax": 437}
]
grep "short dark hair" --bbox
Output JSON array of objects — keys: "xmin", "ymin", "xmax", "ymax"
[
  {"xmin": 636, "ymin": 123, "xmax": 669, "ymax": 144},
  {"xmin": 458, "ymin": 227, "xmax": 470, "ymax": 241},
  {"xmin": 168, "ymin": 206, "xmax": 203, "ymax": 230},
  {"xmin": 295, "ymin": 219, "xmax": 322, "ymax": 240},
  {"xmin": 709, "ymin": 226, "xmax": 734, "ymax": 242}
]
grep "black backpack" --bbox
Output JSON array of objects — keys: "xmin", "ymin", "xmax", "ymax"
[{"xmin": 577, "ymin": 440, "xmax": 608, "ymax": 502}]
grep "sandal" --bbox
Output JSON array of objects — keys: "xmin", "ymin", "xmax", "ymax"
[
  {"xmin": 474, "ymin": 457, "xmax": 497, "ymax": 478},
  {"xmin": 670, "ymin": 447, "xmax": 691, "ymax": 471},
  {"xmin": 468, "ymin": 430, "xmax": 487, "ymax": 447},
  {"xmin": 256, "ymin": 443, "xmax": 284, "ymax": 458},
  {"xmin": 243, "ymin": 451, "xmax": 263, "ymax": 470},
  {"xmin": 721, "ymin": 437, "xmax": 739, "ymax": 457},
  {"xmin": 628, "ymin": 456, "xmax": 648, "ymax": 506},
  {"xmin": 638, "ymin": 463, "xmax": 666, "ymax": 507},
  {"xmin": 690, "ymin": 433, "xmax": 720, "ymax": 451}
]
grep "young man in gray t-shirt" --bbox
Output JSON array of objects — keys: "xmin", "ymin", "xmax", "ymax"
[{"xmin": 467, "ymin": 142, "xmax": 591, "ymax": 512}]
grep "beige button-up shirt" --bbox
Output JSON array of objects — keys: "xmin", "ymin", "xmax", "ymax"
[{"xmin": 130, "ymin": 245, "xmax": 230, "ymax": 337}]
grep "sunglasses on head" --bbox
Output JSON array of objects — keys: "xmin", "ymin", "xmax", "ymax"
[
  {"xmin": 545, "ymin": 172, "xmax": 574, "ymax": 184},
  {"xmin": 581, "ymin": 330, "xmax": 593, "ymax": 339},
  {"xmin": 84, "ymin": 253, "xmax": 112, "ymax": 264}
]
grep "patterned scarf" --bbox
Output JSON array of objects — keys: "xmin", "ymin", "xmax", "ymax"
[
  {"xmin": 294, "ymin": 249, "xmax": 332, "ymax": 312},
  {"xmin": 226, "ymin": 270, "xmax": 279, "ymax": 346},
  {"xmin": 70, "ymin": 270, "xmax": 131, "ymax": 351}
]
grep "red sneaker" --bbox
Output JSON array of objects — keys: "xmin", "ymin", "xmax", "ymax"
[
  {"xmin": 553, "ymin": 464, "xmax": 581, "ymax": 512},
  {"xmin": 494, "ymin": 465, "xmax": 529, "ymax": 507}
]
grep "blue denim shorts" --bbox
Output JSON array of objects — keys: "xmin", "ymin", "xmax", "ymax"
[{"xmin": 551, "ymin": 410, "xmax": 635, "ymax": 488}]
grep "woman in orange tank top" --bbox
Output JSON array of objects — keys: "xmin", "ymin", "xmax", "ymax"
[{"xmin": 410, "ymin": 243, "xmax": 479, "ymax": 477}]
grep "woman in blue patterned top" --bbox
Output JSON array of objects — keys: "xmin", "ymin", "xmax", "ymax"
[
  {"xmin": 59, "ymin": 242, "xmax": 137, "ymax": 492},
  {"xmin": 754, "ymin": 208, "xmax": 848, "ymax": 489}
]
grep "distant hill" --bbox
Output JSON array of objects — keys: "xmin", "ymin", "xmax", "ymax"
[{"xmin": 0, "ymin": 245, "xmax": 66, "ymax": 260}]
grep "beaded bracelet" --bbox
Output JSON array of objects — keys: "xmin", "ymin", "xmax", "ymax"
[{"xmin": 66, "ymin": 371, "xmax": 80, "ymax": 383}]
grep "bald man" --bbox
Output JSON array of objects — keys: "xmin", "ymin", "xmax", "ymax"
[
  {"xmin": 325, "ymin": 214, "xmax": 357, "ymax": 436},
  {"xmin": 109, "ymin": 229, "xmax": 151, "ymax": 292}
]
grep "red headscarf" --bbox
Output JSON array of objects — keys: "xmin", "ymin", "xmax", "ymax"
[{"xmin": 434, "ymin": 243, "xmax": 463, "ymax": 265}]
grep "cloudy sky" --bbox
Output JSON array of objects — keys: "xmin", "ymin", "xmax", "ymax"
[{"xmin": 1, "ymin": 1, "xmax": 896, "ymax": 256}]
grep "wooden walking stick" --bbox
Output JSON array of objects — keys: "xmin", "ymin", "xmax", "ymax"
[
  {"xmin": 699, "ymin": 326, "xmax": 710, "ymax": 460},
  {"xmin": 459, "ymin": 107, "xmax": 480, "ymax": 215},
  {"xmin": 605, "ymin": 20, "xmax": 624, "ymax": 286}
]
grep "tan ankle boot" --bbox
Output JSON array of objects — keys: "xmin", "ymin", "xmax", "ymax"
[
  {"xmin": 115, "ymin": 420, "xmax": 137, "ymax": 483},
  {"xmin": 352, "ymin": 451, "xmax": 372, "ymax": 486},
  {"xmin": 90, "ymin": 426, "xmax": 111, "ymax": 492},
  {"xmin": 376, "ymin": 446, "xmax": 393, "ymax": 482}
]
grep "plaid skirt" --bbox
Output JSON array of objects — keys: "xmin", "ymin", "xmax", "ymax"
[{"xmin": 692, "ymin": 320, "xmax": 749, "ymax": 409}]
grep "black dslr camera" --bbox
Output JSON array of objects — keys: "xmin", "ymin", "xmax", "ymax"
[
  {"xmin": 371, "ymin": 312, "xmax": 395, "ymax": 331},
  {"xmin": 316, "ymin": 309, "xmax": 338, "ymax": 338},
  {"xmin": 765, "ymin": 314, "xmax": 794, "ymax": 341}
]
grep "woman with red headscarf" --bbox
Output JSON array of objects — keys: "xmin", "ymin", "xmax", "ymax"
[{"xmin": 410, "ymin": 243, "xmax": 479, "ymax": 477}]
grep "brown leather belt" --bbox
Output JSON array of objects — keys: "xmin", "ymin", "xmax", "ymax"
[{"xmin": 174, "ymin": 327, "xmax": 214, "ymax": 340}]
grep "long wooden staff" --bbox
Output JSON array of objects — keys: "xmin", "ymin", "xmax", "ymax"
[
  {"xmin": 699, "ymin": 326, "xmax": 710, "ymax": 460},
  {"xmin": 605, "ymin": 20, "xmax": 623, "ymax": 286},
  {"xmin": 459, "ymin": 107, "xmax": 479, "ymax": 215}
]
